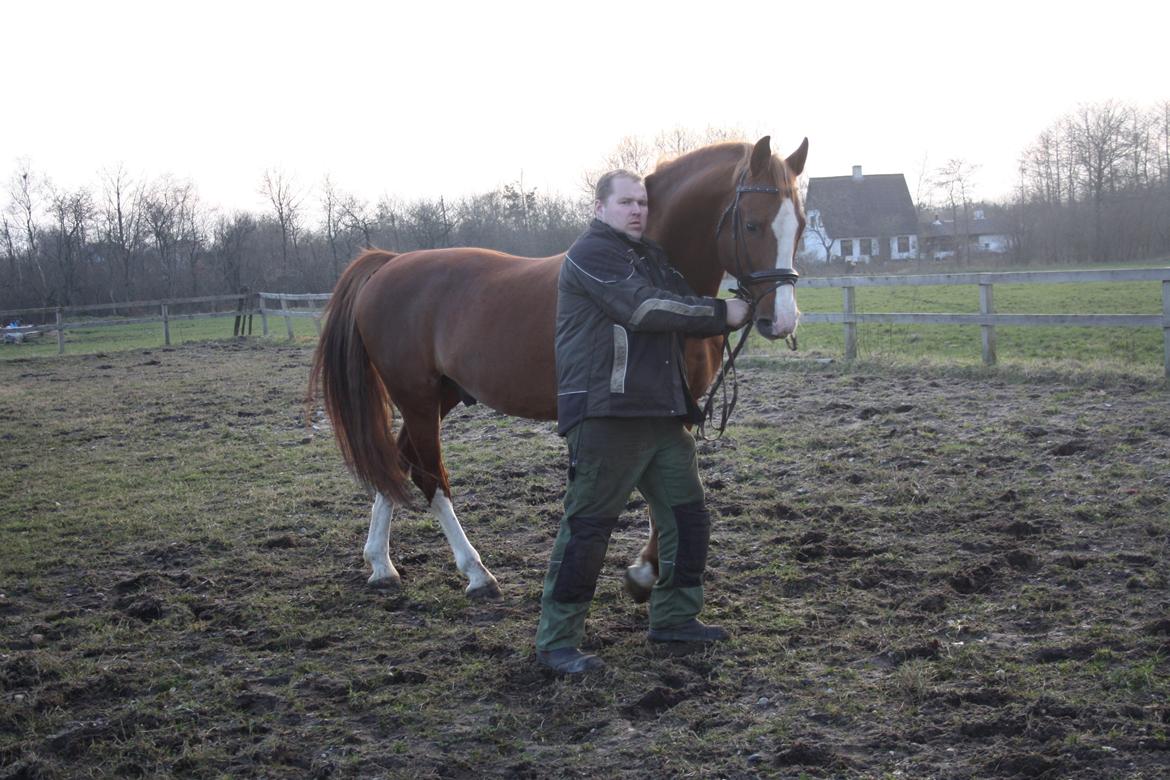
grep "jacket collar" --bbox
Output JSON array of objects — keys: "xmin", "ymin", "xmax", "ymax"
[{"xmin": 588, "ymin": 218, "xmax": 661, "ymax": 254}]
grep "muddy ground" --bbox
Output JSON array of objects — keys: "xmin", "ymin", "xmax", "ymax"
[{"xmin": 1, "ymin": 340, "xmax": 1168, "ymax": 778}]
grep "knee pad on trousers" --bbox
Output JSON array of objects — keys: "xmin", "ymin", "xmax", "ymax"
[
  {"xmin": 672, "ymin": 501, "xmax": 711, "ymax": 588},
  {"xmin": 552, "ymin": 515, "xmax": 619, "ymax": 603}
]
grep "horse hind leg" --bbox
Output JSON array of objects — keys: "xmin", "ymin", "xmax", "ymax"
[
  {"xmin": 403, "ymin": 396, "xmax": 501, "ymax": 599},
  {"xmin": 364, "ymin": 492, "xmax": 402, "ymax": 589}
]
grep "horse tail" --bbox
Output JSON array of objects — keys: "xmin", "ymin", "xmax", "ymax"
[{"xmin": 308, "ymin": 249, "xmax": 414, "ymax": 506}]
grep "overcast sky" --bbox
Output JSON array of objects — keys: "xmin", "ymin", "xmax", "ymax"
[{"xmin": 2, "ymin": 0, "xmax": 1165, "ymax": 217}]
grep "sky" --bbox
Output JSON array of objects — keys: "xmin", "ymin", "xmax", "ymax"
[{"xmin": 2, "ymin": 0, "xmax": 1165, "ymax": 219}]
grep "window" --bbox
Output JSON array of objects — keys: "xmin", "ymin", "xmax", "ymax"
[
  {"xmin": 897, "ymin": 236, "xmax": 910, "ymax": 253},
  {"xmin": 860, "ymin": 238, "xmax": 873, "ymax": 256},
  {"xmin": 840, "ymin": 239, "xmax": 853, "ymax": 256}
]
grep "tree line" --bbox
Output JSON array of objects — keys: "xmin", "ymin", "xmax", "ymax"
[
  {"xmin": 4, "ymin": 110, "xmax": 1168, "ymax": 313},
  {"xmin": 0, "ymin": 164, "xmax": 588, "ymax": 312},
  {"xmin": 1014, "ymin": 100, "xmax": 1170, "ymax": 264},
  {"xmin": 1, "ymin": 126, "xmax": 744, "ymax": 313}
]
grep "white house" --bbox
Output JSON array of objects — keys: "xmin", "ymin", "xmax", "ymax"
[
  {"xmin": 801, "ymin": 166, "xmax": 919, "ymax": 263},
  {"xmin": 922, "ymin": 210, "xmax": 1013, "ymax": 259}
]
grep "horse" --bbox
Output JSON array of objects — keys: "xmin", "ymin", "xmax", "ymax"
[{"xmin": 308, "ymin": 135, "xmax": 808, "ymax": 600}]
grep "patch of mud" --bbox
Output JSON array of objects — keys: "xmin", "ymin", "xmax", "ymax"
[{"xmin": 2, "ymin": 344, "xmax": 1169, "ymax": 779}]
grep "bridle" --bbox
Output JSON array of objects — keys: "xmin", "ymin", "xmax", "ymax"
[{"xmin": 698, "ymin": 166, "xmax": 800, "ymax": 439}]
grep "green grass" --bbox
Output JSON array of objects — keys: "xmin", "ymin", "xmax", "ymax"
[
  {"xmin": 752, "ymin": 275, "xmax": 1167, "ymax": 372},
  {"xmin": 1, "ymin": 313, "xmax": 320, "ymax": 360},
  {"xmin": 6, "ymin": 261, "xmax": 1167, "ymax": 374}
]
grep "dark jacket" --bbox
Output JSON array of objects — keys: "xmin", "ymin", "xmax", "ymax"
[{"xmin": 555, "ymin": 219, "xmax": 730, "ymax": 435}]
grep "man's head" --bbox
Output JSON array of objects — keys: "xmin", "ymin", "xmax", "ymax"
[{"xmin": 594, "ymin": 170, "xmax": 647, "ymax": 240}]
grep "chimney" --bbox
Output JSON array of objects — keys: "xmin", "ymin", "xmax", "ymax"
[{"xmin": 852, "ymin": 165, "xmax": 863, "ymax": 181}]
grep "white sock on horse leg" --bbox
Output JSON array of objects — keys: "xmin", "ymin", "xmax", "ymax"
[
  {"xmin": 364, "ymin": 492, "xmax": 401, "ymax": 586},
  {"xmin": 430, "ymin": 494, "xmax": 497, "ymax": 593}
]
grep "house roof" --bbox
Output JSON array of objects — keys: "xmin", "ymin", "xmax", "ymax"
[{"xmin": 806, "ymin": 173, "xmax": 918, "ymax": 238}]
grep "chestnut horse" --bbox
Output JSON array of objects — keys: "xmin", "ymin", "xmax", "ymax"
[{"xmin": 309, "ymin": 135, "xmax": 808, "ymax": 598}]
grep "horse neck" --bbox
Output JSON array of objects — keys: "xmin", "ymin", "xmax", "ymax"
[{"xmin": 646, "ymin": 146, "xmax": 746, "ymax": 297}]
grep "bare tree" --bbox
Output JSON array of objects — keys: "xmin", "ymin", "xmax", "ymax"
[
  {"xmin": 260, "ymin": 169, "xmax": 303, "ymax": 270},
  {"xmin": 932, "ymin": 159, "xmax": 979, "ymax": 262},
  {"xmin": 45, "ymin": 184, "xmax": 95, "ymax": 305},
  {"xmin": 211, "ymin": 211, "xmax": 256, "ymax": 292},
  {"xmin": 143, "ymin": 177, "xmax": 194, "ymax": 298},
  {"xmin": 320, "ymin": 175, "xmax": 345, "ymax": 280},
  {"xmin": 339, "ymin": 193, "xmax": 378, "ymax": 249},
  {"xmin": 1068, "ymin": 101, "xmax": 1135, "ymax": 260},
  {"xmin": 99, "ymin": 166, "xmax": 145, "ymax": 302},
  {"xmin": 6, "ymin": 161, "xmax": 49, "ymax": 302}
]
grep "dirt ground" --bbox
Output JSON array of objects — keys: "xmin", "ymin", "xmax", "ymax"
[{"xmin": 1, "ymin": 341, "xmax": 1168, "ymax": 778}]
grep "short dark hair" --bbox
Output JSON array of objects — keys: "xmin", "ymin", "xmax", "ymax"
[{"xmin": 594, "ymin": 170, "xmax": 642, "ymax": 203}]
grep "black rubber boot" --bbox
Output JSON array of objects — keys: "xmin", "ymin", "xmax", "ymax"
[
  {"xmin": 536, "ymin": 647, "xmax": 606, "ymax": 674},
  {"xmin": 647, "ymin": 618, "xmax": 729, "ymax": 643}
]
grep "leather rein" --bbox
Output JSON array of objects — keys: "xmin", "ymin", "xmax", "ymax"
[{"xmin": 697, "ymin": 168, "xmax": 799, "ymax": 439}]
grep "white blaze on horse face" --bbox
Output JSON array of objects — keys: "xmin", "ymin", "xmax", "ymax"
[{"xmin": 769, "ymin": 198, "xmax": 801, "ymax": 337}]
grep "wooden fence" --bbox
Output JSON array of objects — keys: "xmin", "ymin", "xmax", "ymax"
[
  {"xmin": 5, "ymin": 269, "xmax": 1169, "ymax": 376},
  {"xmin": 1, "ymin": 293, "xmax": 254, "ymax": 354},
  {"xmin": 797, "ymin": 267, "xmax": 1170, "ymax": 376}
]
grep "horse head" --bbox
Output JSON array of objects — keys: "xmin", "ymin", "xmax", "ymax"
[{"xmin": 717, "ymin": 136, "xmax": 809, "ymax": 342}]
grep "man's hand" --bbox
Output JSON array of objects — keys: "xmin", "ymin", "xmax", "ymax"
[{"xmin": 725, "ymin": 299, "xmax": 750, "ymax": 329}]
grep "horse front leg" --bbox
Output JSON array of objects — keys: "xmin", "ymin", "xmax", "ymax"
[
  {"xmin": 624, "ymin": 507, "xmax": 659, "ymax": 604},
  {"xmin": 364, "ymin": 492, "xmax": 403, "ymax": 588},
  {"xmin": 431, "ymin": 493, "xmax": 501, "ymax": 599}
]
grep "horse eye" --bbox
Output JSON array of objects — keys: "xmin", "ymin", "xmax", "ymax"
[{"xmin": 745, "ymin": 221, "xmax": 759, "ymax": 232}]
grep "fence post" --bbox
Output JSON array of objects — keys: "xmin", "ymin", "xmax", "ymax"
[
  {"xmin": 259, "ymin": 294, "xmax": 269, "ymax": 336},
  {"xmin": 980, "ymin": 280, "xmax": 997, "ymax": 366},
  {"xmin": 1162, "ymin": 279, "xmax": 1169, "ymax": 379},
  {"xmin": 312, "ymin": 314, "xmax": 322, "ymax": 336},
  {"xmin": 56, "ymin": 307, "xmax": 65, "ymax": 355},
  {"xmin": 162, "ymin": 303, "xmax": 170, "ymax": 346},
  {"xmin": 843, "ymin": 283, "xmax": 857, "ymax": 360},
  {"xmin": 280, "ymin": 296, "xmax": 294, "ymax": 341}
]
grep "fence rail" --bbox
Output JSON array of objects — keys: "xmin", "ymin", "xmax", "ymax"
[
  {"xmin": 1, "ymin": 293, "xmax": 253, "ymax": 354},
  {"xmin": 5, "ymin": 269, "xmax": 1169, "ymax": 375},
  {"xmin": 798, "ymin": 267, "xmax": 1170, "ymax": 376}
]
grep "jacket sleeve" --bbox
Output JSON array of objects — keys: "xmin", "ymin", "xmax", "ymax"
[{"xmin": 564, "ymin": 244, "xmax": 729, "ymax": 336}]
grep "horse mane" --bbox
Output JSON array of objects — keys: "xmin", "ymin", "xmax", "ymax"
[{"xmin": 648, "ymin": 142, "xmax": 752, "ymax": 189}]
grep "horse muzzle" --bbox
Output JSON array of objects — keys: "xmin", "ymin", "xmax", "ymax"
[{"xmin": 755, "ymin": 316, "xmax": 798, "ymax": 341}]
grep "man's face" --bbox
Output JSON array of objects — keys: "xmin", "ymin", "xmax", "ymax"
[{"xmin": 595, "ymin": 177, "xmax": 648, "ymax": 240}]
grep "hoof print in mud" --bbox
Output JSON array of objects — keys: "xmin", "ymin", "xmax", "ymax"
[
  {"xmin": 623, "ymin": 686, "xmax": 691, "ymax": 718},
  {"xmin": 773, "ymin": 741, "xmax": 840, "ymax": 769},
  {"xmin": 115, "ymin": 595, "xmax": 165, "ymax": 622}
]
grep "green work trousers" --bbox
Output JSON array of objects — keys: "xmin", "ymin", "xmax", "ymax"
[{"xmin": 535, "ymin": 416, "xmax": 711, "ymax": 651}]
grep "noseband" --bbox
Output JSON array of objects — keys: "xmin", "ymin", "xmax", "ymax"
[{"xmin": 699, "ymin": 167, "xmax": 800, "ymax": 439}]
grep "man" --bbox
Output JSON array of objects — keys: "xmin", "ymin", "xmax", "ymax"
[{"xmin": 535, "ymin": 170, "xmax": 750, "ymax": 674}]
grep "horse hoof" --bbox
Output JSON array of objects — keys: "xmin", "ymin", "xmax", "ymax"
[
  {"xmin": 368, "ymin": 573, "xmax": 402, "ymax": 590},
  {"xmin": 623, "ymin": 569, "xmax": 652, "ymax": 604},
  {"xmin": 467, "ymin": 578, "xmax": 502, "ymax": 600}
]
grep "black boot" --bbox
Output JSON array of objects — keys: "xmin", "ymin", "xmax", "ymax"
[
  {"xmin": 647, "ymin": 618, "xmax": 729, "ymax": 643},
  {"xmin": 536, "ymin": 647, "xmax": 606, "ymax": 674}
]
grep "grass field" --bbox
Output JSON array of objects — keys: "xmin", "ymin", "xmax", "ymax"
[
  {"xmin": 3, "ymin": 264, "xmax": 1167, "ymax": 377},
  {"xmin": 2, "ymin": 341, "xmax": 1168, "ymax": 778}
]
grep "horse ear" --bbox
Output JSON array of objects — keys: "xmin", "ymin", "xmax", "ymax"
[
  {"xmin": 786, "ymin": 138, "xmax": 809, "ymax": 176},
  {"xmin": 749, "ymin": 136, "xmax": 772, "ymax": 176}
]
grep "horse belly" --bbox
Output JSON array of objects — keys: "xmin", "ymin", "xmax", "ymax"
[{"xmin": 438, "ymin": 313, "xmax": 558, "ymax": 421}]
